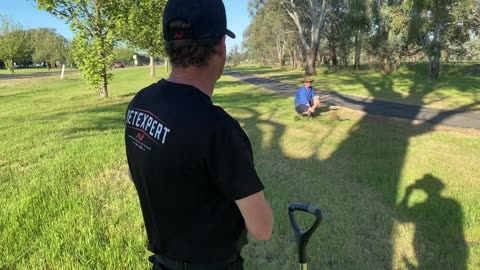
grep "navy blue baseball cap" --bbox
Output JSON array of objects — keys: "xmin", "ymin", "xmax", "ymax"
[{"xmin": 163, "ymin": 0, "xmax": 236, "ymax": 41}]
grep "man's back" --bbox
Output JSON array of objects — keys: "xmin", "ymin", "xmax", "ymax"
[{"xmin": 125, "ymin": 79, "xmax": 264, "ymax": 263}]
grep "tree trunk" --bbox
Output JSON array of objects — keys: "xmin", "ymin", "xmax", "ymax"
[
  {"xmin": 149, "ymin": 54, "xmax": 156, "ymax": 77},
  {"xmin": 276, "ymin": 39, "xmax": 285, "ymax": 67},
  {"xmin": 381, "ymin": 56, "xmax": 391, "ymax": 74},
  {"xmin": 288, "ymin": 48, "xmax": 294, "ymax": 68},
  {"xmin": 100, "ymin": 67, "xmax": 109, "ymax": 97},
  {"xmin": 305, "ymin": 48, "xmax": 317, "ymax": 75},
  {"xmin": 429, "ymin": 24, "xmax": 442, "ymax": 79},
  {"xmin": 6, "ymin": 59, "xmax": 14, "ymax": 74},
  {"xmin": 429, "ymin": 55, "xmax": 440, "ymax": 79},
  {"xmin": 165, "ymin": 57, "xmax": 169, "ymax": 73},
  {"xmin": 278, "ymin": 51, "xmax": 284, "ymax": 67},
  {"xmin": 354, "ymin": 31, "xmax": 362, "ymax": 70},
  {"xmin": 444, "ymin": 49, "xmax": 450, "ymax": 63},
  {"xmin": 330, "ymin": 47, "xmax": 338, "ymax": 71}
]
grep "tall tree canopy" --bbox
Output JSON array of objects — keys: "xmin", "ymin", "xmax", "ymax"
[
  {"xmin": 244, "ymin": 0, "xmax": 296, "ymax": 66},
  {"xmin": 402, "ymin": 0, "xmax": 473, "ymax": 78},
  {"xmin": 281, "ymin": 0, "xmax": 329, "ymax": 75},
  {"xmin": 0, "ymin": 16, "xmax": 32, "ymax": 74},
  {"xmin": 246, "ymin": 0, "xmax": 479, "ymax": 79},
  {"xmin": 36, "ymin": 0, "xmax": 130, "ymax": 97},
  {"xmin": 122, "ymin": 0, "xmax": 166, "ymax": 77},
  {"xmin": 29, "ymin": 28, "xmax": 68, "ymax": 70}
]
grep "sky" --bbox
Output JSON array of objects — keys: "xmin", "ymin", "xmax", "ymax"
[{"xmin": 0, "ymin": 0, "xmax": 251, "ymax": 53}]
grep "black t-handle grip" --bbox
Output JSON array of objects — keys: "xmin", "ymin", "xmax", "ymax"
[{"xmin": 288, "ymin": 203, "xmax": 323, "ymax": 264}]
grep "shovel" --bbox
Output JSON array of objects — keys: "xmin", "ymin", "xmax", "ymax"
[{"xmin": 288, "ymin": 203, "xmax": 323, "ymax": 270}]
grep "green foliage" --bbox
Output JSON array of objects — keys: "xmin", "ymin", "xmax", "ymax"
[
  {"xmin": 227, "ymin": 44, "xmax": 244, "ymax": 66},
  {"xmin": 244, "ymin": 1, "xmax": 296, "ymax": 65},
  {"xmin": 280, "ymin": 0, "xmax": 329, "ymax": 75},
  {"xmin": 0, "ymin": 16, "xmax": 32, "ymax": 74},
  {"xmin": 247, "ymin": 0, "xmax": 479, "ymax": 79},
  {"xmin": 29, "ymin": 28, "xmax": 68, "ymax": 68},
  {"xmin": 401, "ymin": 0, "xmax": 474, "ymax": 78},
  {"xmin": 324, "ymin": 0, "xmax": 353, "ymax": 67},
  {"xmin": 123, "ymin": 0, "xmax": 166, "ymax": 56},
  {"xmin": 113, "ymin": 47, "xmax": 136, "ymax": 65},
  {"xmin": 72, "ymin": 33, "xmax": 115, "ymax": 93},
  {"xmin": 36, "ymin": 0, "xmax": 133, "ymax": 97},
  {"xmin": 121, "ymin": 0, "xmax": 167, "ymax": 77}
]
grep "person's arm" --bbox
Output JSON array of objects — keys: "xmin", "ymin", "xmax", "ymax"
[
  {"xmin": 212, "ymin": 119, "xmax": 273, "ymax": 240},
  {"xmin": 235, "ymin": 191, "xmax": 273, "ymax": 240}
]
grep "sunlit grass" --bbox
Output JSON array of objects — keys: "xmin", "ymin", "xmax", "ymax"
[{"xmin": 1, "ymin": 67, "xmax": 479, "ymax": 269}]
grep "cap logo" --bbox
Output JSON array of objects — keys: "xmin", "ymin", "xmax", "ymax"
[{"xmin": 174, "ymin": 32, "xmax": 184, "ymax": 39}]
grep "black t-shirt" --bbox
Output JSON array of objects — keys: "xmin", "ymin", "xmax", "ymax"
[{"xmin": 125, "ymin": 79, "xmax": 264, "ymax": 263}]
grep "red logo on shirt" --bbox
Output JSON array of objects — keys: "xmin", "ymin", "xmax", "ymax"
[
  {"xmin": 175, "ymin": 32, "xmax": 184, "ymax": 39},
  {"xmin": 136, "ymin": 132, "xmax": 145, "ymax": 141}
]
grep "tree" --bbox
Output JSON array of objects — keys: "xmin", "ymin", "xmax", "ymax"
[
  {"xmin": 281, "ymin": 0, "xmax": 329, "ymax": 75},
  {"xmin": 227, "ymin": 44, "xmax": 242, "ymax": 66},
  {"xmin": 346, "ymin": 0, "xmax": 370, "ymax": 69},
  {"xmin": 365, "ymin": 0, "xmax": 405, "ymax": 73},
  {"xmin": 122, "ymin": 0, "xmax": 167, "ymax": 77},
  {"xmin": 30, "ymin": 28, "xmax": 68, "ymax": 70},
  {"xmin": 36, "ymin": 0, "xmax": 130, "ymax": 97},
  {"xmin": 244, "ymin": 0, "xmax": 296, "ymax": 66},
  {"xmin": 113, "ymin": 46, "xmax": 136, "ymax": 66},
  {"xmin": 403, "ymin": 0, "xmax": 473, "ymax": 79},
  {"xmin": 323, "ymin": 0, "xmax": 347, "ymax": 70},
  {"xmin": 0, "ymin": 16, "xmax": 32, "ymax": 74},
  {"xmin": 463, "ymin": 34, "xmax": 480, "ymax": 61}
]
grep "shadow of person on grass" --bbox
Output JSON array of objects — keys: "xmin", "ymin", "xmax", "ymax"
[
  {"xmin": 221, "ymin": 67, "xmax": 477, "ymax": 269},
  {"xmin": 397, "ymin": 174, "xmax": 468, "ymax": 270}
]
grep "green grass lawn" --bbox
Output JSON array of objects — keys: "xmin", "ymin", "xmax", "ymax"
[
  {"xmin": 1, "ymin": 66, "xmax": 479, "ymax": 269},
  {"xmin": 227, "ymin": 63, "xmax": 480, "ymax": 112}
]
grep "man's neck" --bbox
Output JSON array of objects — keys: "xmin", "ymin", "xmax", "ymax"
[{"xmin": 167, "ymin": 66, "xmax": 219, "ymax": 97}]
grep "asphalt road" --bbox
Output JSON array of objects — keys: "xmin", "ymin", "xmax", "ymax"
[{"xmin": 0, "ymin": 70, "xmax": 78, "ymax": 80}]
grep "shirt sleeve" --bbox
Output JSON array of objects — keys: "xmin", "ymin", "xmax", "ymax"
[{"xmin": 210, "ymin": 118, "xmax": 264, "ymax": 201}]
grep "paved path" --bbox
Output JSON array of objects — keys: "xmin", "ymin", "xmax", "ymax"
[
  {"xmin": 0, "ymin": 70, "xmax": 78, "ymax": 80},
  {"xmin": 224, "ymin": 70, "xmax": 480, "ymax": 130}
]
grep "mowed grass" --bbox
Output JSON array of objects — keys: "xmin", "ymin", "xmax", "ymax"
[
  {"xmin": 1, "ymin": 66, "xmax": 479, "ymax": 269},
  {"xmin": 227, "ymin": 63, "xmax": 480, "ymax": 112}
]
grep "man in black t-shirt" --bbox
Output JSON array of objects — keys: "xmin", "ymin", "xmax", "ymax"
[{"xmin": 125, "ymin": 0, "xmax": 273, "ymax": 269}]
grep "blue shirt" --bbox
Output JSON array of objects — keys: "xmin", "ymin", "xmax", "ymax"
[{"xmin": 294, "ymin": 86, "xmax": 315, "ymax": 107}]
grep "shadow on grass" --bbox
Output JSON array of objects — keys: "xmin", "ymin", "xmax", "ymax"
[
  {"xmin": 217, "ymin": 71, "xmax": 473, "ymax": 268},
  {"xmin": 397, "ymin": 174, "xmax": 468, "ymax": 270}
]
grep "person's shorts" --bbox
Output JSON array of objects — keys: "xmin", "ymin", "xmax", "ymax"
[{"xmin": 295, "ymin": 104, "xmax": 309, "ymax": 114}]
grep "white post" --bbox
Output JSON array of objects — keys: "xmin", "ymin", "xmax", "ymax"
[{"xmin": 61, "ymin": 64, "xmax": 66, "ymax": 79}]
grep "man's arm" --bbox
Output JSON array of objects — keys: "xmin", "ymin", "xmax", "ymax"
[{"xmin": 235, "ymin": 191, "xmax": 273, "ymax": 240}]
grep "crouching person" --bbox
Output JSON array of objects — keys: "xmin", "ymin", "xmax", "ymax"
[{"xmin": 294, "ymin": 76, "xmax": 320, "ymax": 117}]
